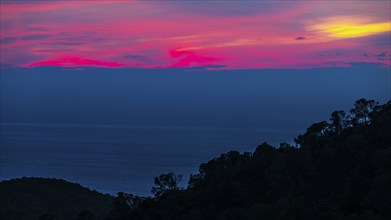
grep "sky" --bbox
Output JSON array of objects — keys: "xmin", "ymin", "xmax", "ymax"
[
  {"xmin": 0, "ymin": 0, "xmax": 390, "ymax": 69},
  {"xmin": 0, "ymin": 0, "xmax": 390, "ymax": 130}
]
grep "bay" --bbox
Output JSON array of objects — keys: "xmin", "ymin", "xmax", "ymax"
[{"xmin": 0, "ymin": 123, "xmax": 298, "ymax": 196}]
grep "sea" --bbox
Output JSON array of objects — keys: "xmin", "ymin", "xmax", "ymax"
[{"xmin": 0, "ymin": 123, "xmax": 299, "ymax": 196}]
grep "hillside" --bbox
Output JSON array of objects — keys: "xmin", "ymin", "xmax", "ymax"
[
  {"xmin": 106, "ymin": 99, "xmax": 391, "ymax": 220},
  {"xmin": 0, "ymin": 177, "xmax": 113, "ymax": 220}
]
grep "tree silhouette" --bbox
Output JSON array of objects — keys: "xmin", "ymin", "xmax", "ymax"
[
  {"xmin": 108, "ymin": 192, "xmax": 142, "ymax": 220},
  {"xmin": 329, "ymin": 110, "xmax": 347, "ymax": 134},
  {"xmin": 350, "ymin": 99, "xmax": 378, "ymax": 125},
  {"xmin": 151, "ymin": 172, "xmax": 183, "ymax": 197}
]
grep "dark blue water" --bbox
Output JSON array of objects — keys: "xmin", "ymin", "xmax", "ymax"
[{"xmin": 0, "ymin": 123, "xmax": 298, "ymax": 196}]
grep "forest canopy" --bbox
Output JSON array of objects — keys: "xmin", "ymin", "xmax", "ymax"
[{"xmin": 106, "ymin": 99, "xmax": 391, "ymax": 220}]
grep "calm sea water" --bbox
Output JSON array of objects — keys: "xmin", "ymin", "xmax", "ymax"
[{"xmin": 0, "ymin": 123, "xmax": 298, "ymax": 196}]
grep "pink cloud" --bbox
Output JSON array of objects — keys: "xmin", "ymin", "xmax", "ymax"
[
  {"xmin": 28, "ymin": 57, "xmax": 124, "ymax": 68},
  {"xmin": 166, "ymin": 49, "xmax": 219, "ymax": 68}
]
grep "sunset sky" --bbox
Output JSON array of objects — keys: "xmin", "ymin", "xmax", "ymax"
[{"xmin": 1, "ymin": 0, "xmax": 390, "ymax": 69}]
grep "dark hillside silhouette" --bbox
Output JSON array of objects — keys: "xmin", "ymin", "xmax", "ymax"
[
  {"xmin": 0, "ymin": 178, "xmax": 113, "ymax": 220},
  {"xmin": 107, "ymin": 99, "xmax": 391, "ymax": 220}
]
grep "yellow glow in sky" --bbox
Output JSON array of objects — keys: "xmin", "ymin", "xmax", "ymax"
[{"xmin": 310, "ymin": 18, "xmax": 390, "ymax": 38}]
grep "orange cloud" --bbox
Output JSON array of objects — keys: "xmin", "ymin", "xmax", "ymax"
[{"xmin": 309, "ymin": 17, "xmax": 391, "ymax": 38}]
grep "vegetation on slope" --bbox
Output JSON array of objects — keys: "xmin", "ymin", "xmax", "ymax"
[
  {"xmin": 0, "ymin": 177, "xmax": 113, "ymax": 220},
  {"xmin": 106, "ymin": 99, "xmax": 391, "ymax": 220}
]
